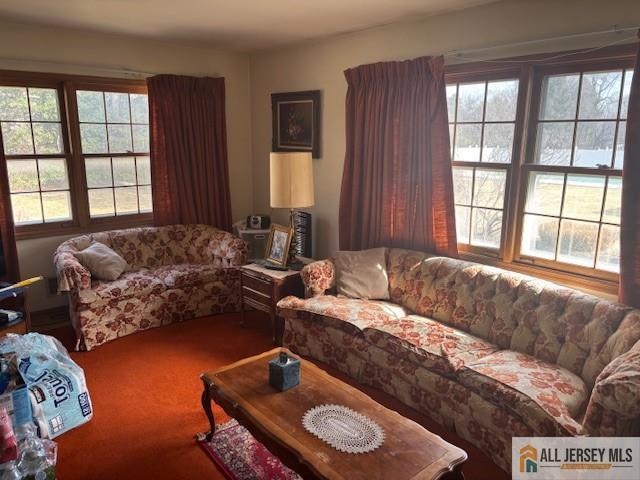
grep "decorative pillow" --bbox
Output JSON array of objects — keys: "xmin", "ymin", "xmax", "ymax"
[
  {"xmin": 73, "ymin": 242, "xmax": 129, "ymax": 281},
  {"xmin": 334, "ymin": 248, "xmax": 389, "ymax": 300}
]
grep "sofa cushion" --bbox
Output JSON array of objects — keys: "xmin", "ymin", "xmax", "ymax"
[
  {"xmin": 78, "ymin": 269, "xmax": 165, "ymax": 304},
  {"xmin": 150, "ymin": 264, "xmax": 227, "ymax": 288},
  {"xmin": 277, "ymin": 295, "xmax": 408, "ymax": 335},
  {"xmin": 363, "ymin": 315, "xmax": 499, "ymax": 377},
  {"xmin": 334, "ymin": 248, "xmax": 390, "ymax": 300},
  {"xmin": 73, "ymin": 242, "xmax": 129, "ymax": 281},
  {"xmin": 458, "ymin": 350, "xmax": 587, "ymax": 435}
]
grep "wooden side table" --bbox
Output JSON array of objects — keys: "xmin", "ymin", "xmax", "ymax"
[{"xmin": 240, "ymin": 264, "xmax": 304, "ymax": 345}]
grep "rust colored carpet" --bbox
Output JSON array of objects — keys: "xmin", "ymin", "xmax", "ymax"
[{"xmin": 48, "ymin": 313, "xmax": 507, "ymax": 480}]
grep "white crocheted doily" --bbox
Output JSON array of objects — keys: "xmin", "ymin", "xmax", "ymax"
[{"xmin": 302, "ymin": 404, "xmax": 385, "ymax": 453}]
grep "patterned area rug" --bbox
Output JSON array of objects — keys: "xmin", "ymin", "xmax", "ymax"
[{"xmin": 197, "ymin": 420, "xmax": 303, "ymax": 480}]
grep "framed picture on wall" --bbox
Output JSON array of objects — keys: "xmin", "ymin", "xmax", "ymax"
[{"xmin": 271, "ymin": 90, "xmax": 320, "ymax": 159}]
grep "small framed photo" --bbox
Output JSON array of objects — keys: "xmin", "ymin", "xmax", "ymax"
[
  {"xmin": 271, "ymin": 90, "xmax": 320, "ymax": 159},
  {"xmin": 265, "ymin": 224, "xmax": 293, "ymax": 266}
]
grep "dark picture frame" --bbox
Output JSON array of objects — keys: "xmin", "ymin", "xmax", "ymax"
[
  {"xmin": 265, "ymin": 224, "xmax": 293, "ymax": 266},
  {"xmin": 271, "ymin": 90, "xmax": 321, "ymax": 159}
]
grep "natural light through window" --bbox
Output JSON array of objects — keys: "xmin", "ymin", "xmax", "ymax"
[
  {"xmin": 447, "ymin": 78, "xmax": 519, "ymax": 249},
  {"xmin": 520, "ymin": 68, "xmax": 632, "ymax": 273},
  {"xmin": 76, "ymin": 90, "xmax": 152, "ymax": 217},
  {"xmin": 0, "ymin": 86, "xmax": 72, "ymax": 225}
]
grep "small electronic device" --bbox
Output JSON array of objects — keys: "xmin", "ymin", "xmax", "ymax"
[
  {"xmin": 246, "ymin": 215, "xmax": 271, "ymax": 230},
  {"xmin": 238, "ymin": 229, "xmax": 270, "ymax": 261}
]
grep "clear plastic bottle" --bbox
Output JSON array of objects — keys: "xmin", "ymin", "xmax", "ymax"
[
  {"xmin": 14, "ymin": 425, "xmax": 56, "ymax": 480},
  {"xmin": 0, "ymin": 461, "xmax": 22, "ymax": 480}
]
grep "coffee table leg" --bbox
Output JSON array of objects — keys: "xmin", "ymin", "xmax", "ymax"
[{"xmin": 201, "ymin": 382, "xmax": 216, "ymax": 441}]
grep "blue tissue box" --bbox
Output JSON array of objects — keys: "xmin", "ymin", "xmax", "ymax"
[{"xmin": 268, "ymin": 352, "xmax": 300, "ymax": 391}]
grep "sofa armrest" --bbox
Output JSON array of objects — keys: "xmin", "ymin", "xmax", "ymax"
[
  {"xmin": 301, "ymin": 259, "xmax": 336, "ymax": 297},
  {"xmin": 208, "ymin": 229, "xmax": 248, "ymax": 267},
  {"xmin": 583, "ymin": 340, "xmax": 640, "ymax": 435},
  {"xmin": 53, "ymin": 251, "xmax": 91, "ymax": 293}
]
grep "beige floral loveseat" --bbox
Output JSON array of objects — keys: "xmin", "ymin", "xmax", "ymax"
[
  {"xmin": 54, "ymin": 224, "xmax": 247, "ymax": 350},
  {"xmin": 277, "ymin": 248, "xmax": 640, "ymax": 472}
]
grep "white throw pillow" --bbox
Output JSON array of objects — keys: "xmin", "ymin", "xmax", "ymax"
[
  {"xmin": 334, "ymin": 247, "xmax": 389, "ymax": 300},
  {"xmin": 73, "ymin": 242, "xmax": 129, "ymax": 281}
]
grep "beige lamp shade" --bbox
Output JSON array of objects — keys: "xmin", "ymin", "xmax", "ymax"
[{"xmin": 270, "ymin": 152, "xmax": 315, "ymax": 209}]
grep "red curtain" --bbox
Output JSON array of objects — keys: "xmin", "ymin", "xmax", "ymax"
[
  {"xmin": 620, "ymin": 39, "xmax": 640, "ymax": 307},
  {"xmin": 339, "ymin": 56, "xmax": 457, "ymax": 256},
  {"xmin": 0, "ymin": 142, "xmax": 20, "ymax": 282},
  {"xmin": 147, "ymin": 75, "xmax": 232, "ymax": 230}
]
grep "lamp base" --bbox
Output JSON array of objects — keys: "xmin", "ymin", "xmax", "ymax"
[{"xmin": 287, "ymin": 209, "xmax": 299, "ymax": 267}]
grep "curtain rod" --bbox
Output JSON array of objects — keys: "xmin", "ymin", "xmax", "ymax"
[
  {"xmin": 0, "ymin": 25, "xmax": 637, "ymax": 76},
  {"xmin": 0, "ymin": 57, "xmax": 155, "ymax": 78},
  {"xmin": 444, "ymin": 25, "xmax": 639, "ymax": 58}
]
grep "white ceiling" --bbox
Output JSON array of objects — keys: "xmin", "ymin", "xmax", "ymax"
[{"xmin": 0, "ymin": 0, "xmax": 498, "ymax": 51}]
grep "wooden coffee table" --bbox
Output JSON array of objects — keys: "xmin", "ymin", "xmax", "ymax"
[{"xmin": 200, "ymin": 348, "xmax": 467, "ymax": 480}]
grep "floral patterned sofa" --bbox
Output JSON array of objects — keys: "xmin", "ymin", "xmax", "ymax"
[
  {"xmin": 277, "ymin": 248, "xmax": 640, "ymax": 472},
  {"xmin": 54, "ymin": 224, "xmax": 247, "ymax": 351}
]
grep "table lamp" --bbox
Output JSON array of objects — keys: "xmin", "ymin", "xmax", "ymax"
[{"xmin": 270, "ymin": 152, "xmax": 314, "ymax": 268}]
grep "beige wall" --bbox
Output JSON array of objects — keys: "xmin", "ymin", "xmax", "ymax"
[
  {"xmin": 249, "ymin": 0, "xmax": 640, "ymax": 260},
  {"xmin": 0, "ymin": 21, "xmax": 252, "ymax": 311}
]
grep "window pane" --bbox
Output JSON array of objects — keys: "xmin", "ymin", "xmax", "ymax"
[
  {"xmin": 481, "ymin": 123, "xmax": 514, "ymax": 163},
  {"xmin": 525, "ymin": 172, "xmax": 563, "ymax": 216},
  {"xmin": 596, "ymin": 224, "xmax": 620, "ymax": 272},
  {"xmin": 138, "ymin": 185, "xmax": 152, "ymax": 213},
  {"xmin": 452, "ymin": 166, "xmax": 473, "ymax": 205},
  {"xmin": 455, "ymin": 205, "xmax": 470, "ymax": 244},
  {"xmin": 485, "ymin": 79, "xmax": 518, "ymax": 121},
  {"xmin": 602, "ymin": 177, "xmax": 621, "ymax": 224},
  {"xmin": 471, "ymin": 208, "xmax": 502, "ymax": 248},
  {"xmin": 32, "ymin": 122, "xmax": 63, "ymax": 154},
  {"xmin": 446, "ymin": 85, "xmax": 457, "ymax": 123},
  {"xmin": 11, "ymin": 193, "xmax": 43, "ymax": 225},
  {"xmin": 41, "ymin": 191, "xmax": 71, "ymax": 222},
  {"xmin": 521, "ymin": 214, "xmax": 559, "ymax": 260},
  {"xmin": 107, "ymin": 124, "xmax": 132, "ymax": 153},
  {"xmin": 38, "ymin": 158, "xmax": 69, "ymax": 191},
  {"xmin": 77, "ymin": 91, "xmax": 105, "ymax": 122},
  {"xmin": 130, "ymin": 94, "xmax": 149, "ymax": 124},
  {"xmin": 1, "ymin": 122, "xmax": 34, "ymax": 154},
  {"xmin": 449, "ymin": 124, "xmax": 455, "ymax": 156},
  {"xmin": 105, "ymin": 92, "xmax": 130, "ymax": 123},
  {"xmin": 136, "ymin": 156, "xmax": 151, "ymax": 184},
  {"xmin": 621, "ymin": 69, "xmax": 633, "ymax": 119},
  {"xmin": 578, "ymin": 71, "xmax": 622, "ymax": 119},
  {"xmin": 28, "ymin": 88, "xmax": 60, "ymax": 121},
  {"xmin": 132, "ymin": 124, "xmax": 149, "ymax": 152},
  {"xmin": 454, "ymin": 123, "xmax": 481, "ymax": 162},
  {"xmin": 80, "ymin": 124, "xmax": 107, "ymax": 153},
  {"xmin": 457, "ymin": 82, "xmax": 485, "ymax": 122},
  {"xmin": 614, "ymin": 121, "xmax": 626, "ymax": 169},
  {"xmin": 573, "ymin": 121, "xmax": 615, "ymax": 168},
  {"xmin": 540, "ymin": 74, "xmax": 579, "ymax": 120},
  {"xmin": 473, "ymin": 169, "xmax": 505, "ymax": 209},
  {"xmin": 88, "ymin": 188, "xmax": 115, "ymax": 217},
  {"xmin": 557, "ymin": 219, "xmax": 598, "ymax": 267},
  {"xmin": 535, "ymin": 122, "xmax": 573, "ymax": 165},
  {"xmin": 85, "ymin": 157, "xmax": 113, "ymax": 188},
  {"xmin": 7, "ymin": 159, "xmax": 38, "ymax": 192},
  {"xmin": 113, "ymin": 157, "xmax": 136, "ymax": 186},
  {"xmin": 0, "ymin": 87, "xmax": 29, "ymax": 121},
  {"xmin": 114, "ymin": 186, "xmax": 138, "ymax": 214},
  {"xmin": 562, "ymin": 174, "xmax": 605, "ymax": 221}
]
